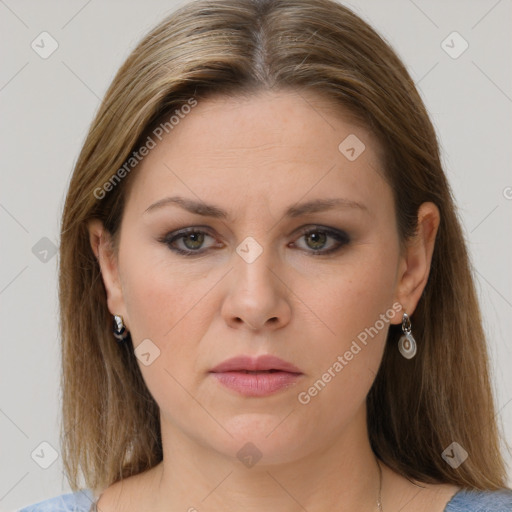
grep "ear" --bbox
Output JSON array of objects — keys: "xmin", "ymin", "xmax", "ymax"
[
  {"xmin": 391, "ymin": 202, "xmax": 440, "ymax": 323},
  {"xmin": 87, "ymin": 219, "xmax": 128, "ymax": 327}
]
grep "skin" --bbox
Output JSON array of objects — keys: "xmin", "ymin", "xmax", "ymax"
[{"xmin": 88, "ymin": 90, "xmax": 458, "ymax": 511}]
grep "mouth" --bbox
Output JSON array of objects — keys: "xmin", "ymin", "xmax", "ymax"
[
  {"xmin": 210, "ymin": 370, "xmax": 303, "ymax": 397},
  {"xmin": 210, "ymin": 354, "xmax": 302, "ymax": 374},
  {"xmin": 228, "ymin": 369, "xmax": 282, "ymax": 374},
  {"xmin": 209, "ymin": 355, "xmax": 303, "ymax": 397}
]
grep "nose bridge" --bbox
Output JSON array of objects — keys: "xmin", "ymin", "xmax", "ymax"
[
  {"xmin": 222, "ymin": 232, "xmax": 291, "ymax": 331},
  {"xmin": 234, "ymin": 234, "xmax": 279, "ymax": 295}
]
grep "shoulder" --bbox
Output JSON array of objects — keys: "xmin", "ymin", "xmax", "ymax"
[
  {"xmin": 444, "ymin": 488, "xmax": 512, "ymax": 512},
  {"xmin": 17, "ymin": 488, "xmax": 97, "ymax": 512}
]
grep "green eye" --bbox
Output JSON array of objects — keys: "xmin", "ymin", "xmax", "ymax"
[
  {"xmin": 292, "ymin": 227, "xmax": 350, "ymax": 255},
  {"xmin": 160, "ymin": 226, "xmax": 350, "ymax": 256},
  {"xmin": 180, "ymin": 231, "xmax": 206, "ymax": 250},
  {"xmin": 161, "ymin": 228, "xmax": 217, "ymax": 255}
]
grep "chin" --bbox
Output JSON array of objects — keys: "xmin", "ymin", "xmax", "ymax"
[{"xmin": 207, "ymin": 413, "xmax": 311, "ymax": 466}]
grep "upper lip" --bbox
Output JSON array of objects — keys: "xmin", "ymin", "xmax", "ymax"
[{"xmin": 210, "ymin": 355, "xmax": 302, "ymax": 374}]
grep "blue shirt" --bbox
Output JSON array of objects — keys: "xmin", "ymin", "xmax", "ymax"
[
  {"xmin": 17, "ymin": 487, "xmax": 512, "ymax": 511},
  {"xmin": 17, "ymin": 488, "xmax": 97, "ymax": 512}
]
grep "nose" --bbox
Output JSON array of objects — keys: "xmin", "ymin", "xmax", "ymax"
[{"xmin": 221, "ymin": 247, "xmax": 292, "ymax": 332}]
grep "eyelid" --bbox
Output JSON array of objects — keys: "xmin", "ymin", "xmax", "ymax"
[{"xmin": 294, "ymin": 224, "xmax": 347, "ymax": 237}]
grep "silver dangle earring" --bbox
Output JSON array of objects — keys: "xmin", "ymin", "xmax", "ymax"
[
  {"xmin": 398, "ymin": 312, "xmax": 417, "ymax": 359},
  {"xmin": 113, "ymin": 314, "xmax": 129, "ymax": 342}
]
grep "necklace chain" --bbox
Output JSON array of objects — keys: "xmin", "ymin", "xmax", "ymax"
[
  {"xmin": 92, "ymin": 461, "xmax": 385, "ymax": 511},
  {"xmin": 376, "ymin": 458, "xmax": 383, "ymax": 512}
]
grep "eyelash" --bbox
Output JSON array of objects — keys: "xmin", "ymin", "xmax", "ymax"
[{"xmin": 159, "ymin": 225, "xmax": 350, "ymax": 257}]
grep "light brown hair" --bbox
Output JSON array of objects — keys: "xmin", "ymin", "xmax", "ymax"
[{"xmin": 59, "ymin": 0, "xmax": 510, "ymax": 493}]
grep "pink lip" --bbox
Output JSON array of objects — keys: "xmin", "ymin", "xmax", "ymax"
[{"xmin": 210, "ymin": 355, "xmax": 303, "ymax": 397}]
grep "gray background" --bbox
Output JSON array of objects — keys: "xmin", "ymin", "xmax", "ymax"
[{"xmin": 1, "ymin": 0, "xmax": 511, "ymax": 510}]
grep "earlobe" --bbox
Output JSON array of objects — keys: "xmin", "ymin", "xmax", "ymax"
[
  {"xmin": 87, "ymin": 219, "xmax": 127, "ymax": 322},
  {"xmin": 393, "ymin": 202, "xmax": 440, "ymax": 321}
]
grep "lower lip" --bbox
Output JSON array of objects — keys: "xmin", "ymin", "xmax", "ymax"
[{"xmin": 210, "ymin": 371, "xmax": 302, "ymax": 397}]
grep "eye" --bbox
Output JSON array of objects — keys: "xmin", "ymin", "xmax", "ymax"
[
  {"xmin": 291, "ymin": 226, "xmax": 350, "ymax": 255},
  {"xmin": 160, "ymin": 227, "xmax": 221, "ymax": 255},
  {"xmin": 159, "ymin": 225, "xmax": 350, "ymax": 257}
]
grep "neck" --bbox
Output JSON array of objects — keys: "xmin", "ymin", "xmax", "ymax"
[{"xmin": 147, "ymin": 409, "xmax": 382, "ymax": 512}]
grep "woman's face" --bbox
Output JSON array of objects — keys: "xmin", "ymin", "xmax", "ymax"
[{"xmin": 96, "ymin": 90, "xmax": 420, "ymax": 464}]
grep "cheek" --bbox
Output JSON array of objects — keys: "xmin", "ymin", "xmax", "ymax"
[
  {"xmin": 294, "ymin": 243, "xmax": 398, "ymax": 409},
  {"xmin": 118, "ymin": 246, "xmax": 217, "ymax": 409},
  {"xmin": 119, "ymin": 237, "xmax": 212, "ymax": 340},
  {"xmin": 308, "ymin": 242, "xmax": 398, "ymax": 347}
]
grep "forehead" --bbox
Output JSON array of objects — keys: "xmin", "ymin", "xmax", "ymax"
[{"xmin": 124, "ymin": 89, "xmax": 389, "ymax": 219}]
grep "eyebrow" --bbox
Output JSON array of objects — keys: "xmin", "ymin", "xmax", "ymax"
[{"xmin": 143, "ymin": 195, "xmax": 368, "ymax": 219}]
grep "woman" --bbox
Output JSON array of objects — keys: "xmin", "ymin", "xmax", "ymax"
[{"xmin": 18, "ymin": 0, "xmax": 512, "ymax": 510}]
